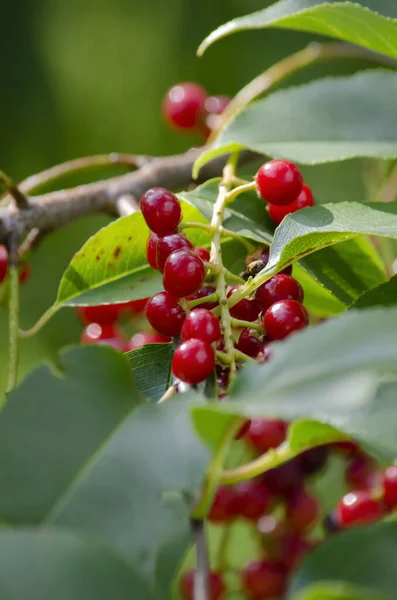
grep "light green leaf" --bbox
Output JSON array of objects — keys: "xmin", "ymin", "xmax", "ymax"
[
  {"xmin": 351, "ymin": 274, "xmax": 397, "ymax": 308},
  {"xmin": 289, "ymin": 523, "xmax": 397, "ymax": 600},
  {"xmin": 0, "ymin": 529, "xmax": 153, "ymax": 600},
  {"xmin": 126, "ymin": 342, "xmax": 174, "ymax": 403},
  {"xmin": 194, "ymin": 71, "xmax": 397, "ymax": 173},
  {"xmin": 198, "ymin": 1, "xmax": 397, "ymax": 58},
  {"xmin": 293, "ymin": 263, "xmax": 346, "ymax": 317},
  {"xmin": 294, "ymin": 581, "xmax": 390, "ymax": 600}
]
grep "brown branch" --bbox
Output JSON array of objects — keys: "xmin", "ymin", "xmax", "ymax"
[{"xmin": 0, "ymin": 147, "xmax": 257, "ymax": 244}]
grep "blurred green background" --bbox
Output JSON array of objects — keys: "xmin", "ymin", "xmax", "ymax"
[{"xmin": 0, "ymin": 0, "xmax": 372, "ymax": 392}]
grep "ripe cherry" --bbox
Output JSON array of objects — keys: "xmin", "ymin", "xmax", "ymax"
[
  {"xmin": 345, "ymin": 455, "xmax": 377, "ymax": 489},
  {"xmin": 127, "ymin": 331, "xmax": 171, "ymax": 351},
  {"xmin": 208, "ymin": 485, "xmax": 238, "ymax": 522},
  {"xmin": 0, "ymin": 245, "xmax": 8, "ymax": 282},
  {"xmin": 246, "ymin": 419, "xmax": 287, "ymax": 454},
  {"xmin": 172, "ymin": 338, "xmax": 215, "ymax": 384},
  {"xmin": 77, "ymin": 303, "xmax": 124, "ymax": 325},
  {"xmin": 140, "ymin": 187, "xmax": 181, "ymax": 235},
  {"xmin": 146, "ymin": 232, "xmax": 159, "ymax": 270},
  {"xmin": 236, "ymin": 328, "xmax": 267, "ymax": 358},
  {"xmin": 264, "ymin": 299, "xmax": 309, "ymax": 340},
  {"xmin": 242, "ymin": 560, "xmax": 287, "ymax": 599},
  {"xmin": 187, "ymin": 285, "xmax": 218, "ymax": 310},
  {"xmin": 127, "ymin": 298, "xmax": 148, "ymax": 315},
  {"xmin": 156, "ymin": 233, "xmax": 193, "ymax": 272},
  {"xmin": 383, "ymin": 465, "xmax": 397, "ymax": 509},
  {"xmin": 299, "ymin": 445, "xmax": 329, "ymax": 475},
  {"xmin": 181, "ymin": 308, "xmax": 221, "ymax": 344},
  {"xmin": 145, "ymin": 291, "xmax": 185, "ymax": 337},
  {"xmin": 180, "ymin": 570, "xmax": 225, "ymax": 600},
  {"xmin": 163, "ymin": 82, "xmax": 208, "ymax": 131},
  {"xmin": 263, "ymin": 459, "xmax": 304, "ymax": 498},
  {"xmin": 255, "ymin": 274, "xmax": 304, "ymax": 313},
  {"xmin": 255, "ymin": 160, "xmax": 303, "ymax": 206},
  {"xmin": 235, "ymin": 419, "xmax": 252, "ymax": 440},
  {"xmin": 268, "ymin": 184, "xmax": 314, "ymax": 225},
  {"xmin": 163, "ymin": 250, "xmax": 205, "ymax": 298},
  {"xmin": 195, "ymin": 246, "xmax": 210, "ymax": 262},
  {"xmin": 234, "ymin": 480, "xmax": 271, "ymax": 520},
  {"xmin": 336, "ymin": 491, "xmax": 384, "ymax": 527},
  {"xmin": 80, "ymin": 323, "xmax": 127, "ymax": 351},
  {"xmin": 227, "ymin": 286, "xmax": 259, "ymax": 322},
  {"xmin": 286, "ymin": 489, "xmax": 319, "ymax": 532},
  {"xmin": 279, "ymin": 532, "xmax": 312, "ymax": 572}
]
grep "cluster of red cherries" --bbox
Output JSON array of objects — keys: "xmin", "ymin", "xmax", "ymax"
[{"xmin": 0, "ymin": 245, "xmax": 30, "ymax": 286}]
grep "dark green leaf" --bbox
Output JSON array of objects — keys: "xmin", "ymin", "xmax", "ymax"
[
  {"xmin": 126, "ymin": 342, "xmax": 174, "ymax": 402},
  {"xmin": 198, "ymin": 1, "xmax": 397, "ymax": 58},
  {"xmin": 351, "ymin": 274, "xmax": 397, "ymax": 309},
  {"xmin": 294, "ymin": 582, "xmax": 390, "ymax": 600},
  {"xmin": 0, "ymin": 528, "xmax": 153, "ymax": 600},
  {"xmin": 289, "ymin": 523, "xmax": 397, "ymax": 600},
  {"xmin": 293, "ymin": 263, "xmax": 346, "ymax": 317},
  {"xmin": 194, "ymin": 71, "xmax": 397, "ymax": 172}
]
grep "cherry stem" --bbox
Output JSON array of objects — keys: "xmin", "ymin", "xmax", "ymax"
[
  {"xmin": 179, "ymin": 298, "xmax": 191, "ymax": 315},
  {"xmin": 180, "ymin": 222, "xmax": 215, "ymax": 234},
  {"xmin": 6, "ymin": 233, "xmax": 20, "ymax": 394},
  {"xmin": 223, "ymin": 269, "xmax": 245, "ymax": 285},
  {"xmin": 216, "ymin": 350, "xmax": 232, "ymax": 365},
  {"xmin": 231, "ymin": 318, "xmax": 262, "ymax": 331},
  {"xmin": 225, "ymin": 181, "xmax": 256, "ymax": 204},
  {"xmin": 234, "ymin": 349, "xmax": 256, "ymax": 363},
  {"xmin": 187, "ymin": 292, "xmax": 219, "ymax": 309}
]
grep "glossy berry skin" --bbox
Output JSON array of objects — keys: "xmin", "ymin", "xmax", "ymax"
[
  {"xmin": 180, "ymin": 570, "xmax": 225, "ymax": 600},
  {"xmin": 80, "ymin": 323, "xmax": 127, "ymax": 351},
  {"xmin": 246, "ymin": 419, "xmax": 287, "ymax": 454},
  {"xmin": 187, "ymin": 285, "xmax": 218, "ymax": 310},
  {"xmin": 145, "ymin": 292, "xmax": 185, "ymax": 337},
  {"xmin": 234, "ymin": 480, "xmax": 271, "ymax": 521},
  {"xmin": 181, "ymin": 308, "xmax": 221, "ymax": 344},
  {"xmin": 236, "ymin": 328, "xmax": 267, "ymax": 358},
  {"xmin": 209, "ymin": 485, "xmax": 238, "ymax": 522},
  {"xmin": 146, "ymin": 233, "xmax": 159, "ymax": 270},
  {"xmin": 383, "ymin": 465, "xmax": 397, "ymax": 509},
  {"xmin": 156, "ymin": 233, "xmax": 193, "ymax": 272},
  {"xmin": 172, "ymin": 338, "xmax": 215, "ymax": 384},
  {"xmin": 0, "ymin": 245, "xmax": 8, "ymax": 282},
  {"xmin": 256, "ymin": 160, "xmax": 303, "ymax": 206},
  {"xmin": 227, "ymin": 286, "xmax": 259, "ymax": 322},
  {"xmin": 268, "ymin": 184, "xmax": 314, "ymax": 225},
  {"xmin": 286, "ymin": 489, "xmax": 319, "ymax": 532},
  {"xmin": 77, "ymin": 303, "xmax": 124, "ymax": 325},
  {"xmin": 264, "ymin": 299, "xmax": 309, "ymax": 340},
  {"xmin": 255, "ymin": 274, "xmax": 304, "ymax": 313},
  {"xmin": 195, "ymin": 246, "xmax": 210, "ymax": 262},
  {"xmin": 163, "ymin": 250, "xmax": 205, "ymax": 298},
  {"xmin": 19, "ymin": 263, "xmax": 31, "ymax": 284},
  {"xmin": 163, "ymin": 82, "xmax": 208, "ymax": 130},
  {"xmin": 263, "ymin": 459, "xmax": 304, "ymax": 498},
  {"xmin": 242, "ymin": 560, "xmax": 287, "ymax": 599},
  {"xmin": 336, "ymin": 491, "xmax": 384, "ymax": 527},
  {"xmin": 140, "ymin": 187, "xmax": 181, "ymax": 235},
  {"xmin": 127, "ymin": 331, "xmax": 171, "ymax": 351}
]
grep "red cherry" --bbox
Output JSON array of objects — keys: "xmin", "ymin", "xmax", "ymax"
[
  {"xmin": 255, "ymin": 160, "xmax": 303, "ymax": 206},
  {"xmin": 246, "ymin": 419, "xmax": 287, "ymax": 454},
  {"xmin": 163, "ymin": 82, "xmax": 208, "ymax": 131},
  {"xmin": 236, "ymin": 328, "xmax": 267, "ymax": 358},
  {"xmin": 383, "ymin": 465, "xmax": 397, "ymax": 509},
  {"xmin": 187, "ymin": 285, "xmax": 218, "ymax": 310},
  {"xmin": 336, "ymin": 491, "xmax": 384, "ymax": 527},
  {"xmin": 345, "ymin": 455, "xmax": 377, "ymax": 489},
  {"xmin": 234, "ymin": 480, "xmax": 271, "ymax": 521},
  {"xmin": 263, "ymin": 459, "xmax": 304, "ymax": 498},
  {"xmin": 19, "ymin": 263, "xmax": 30, "ymax": 284},
  {"xmin": 156, "ymin": 233, "xmax": 194, "ymax": 272},
  {"xmin": 146, "ymin": 233, "xmax": 159, "ymax": 270},
  {"xmin": 334, "ymin": 441, "xmax": 360, "ymax": 455},
  {"xmin": 242, "ymin": 560, "xmax": 287, "ymax": 599},
  {"xmin": 127, "ymin": 298, "xmax": 148, "ymax": 315},
  {"xmin": 195, "ymin": 247, "xmax": 210, "ymax": 262},
  {"xmin": 0, "ymin": 245, "xmax": 8, "ymax": 282},
  {"xmin": 268, "ymin": 184, "xmax": 315, "ymax": 225},
  {"xmin": 77, "ymin": 303, "xmax": 124, "ymax": 325},
  {"xmin": 255, "ymin": 274, "xmax": 304, "ymax": 313},
  {"xmin": 264, "ymin": 299, "xmax": 309, "ymax": 340},
  {"xmin": 163, "ymin": 250, "xmax": 205, "ymax": 298},
  {"xmin": 145, "ymin": 292, "xmax": 185, "ymax": 337},
  {"xmin": 180, "ymin": 570, "xmax": 225, "ymax": 600},
  {"xmin": 127, "ymin": 331, "xmax": 171, "ymax": 351},
  {"xmin": 235, "ymin": 419, "xmax": 252, "ymax": 440},
  {"xmin": 298, "ymin": 445, "xmax": 329, "ymax": 475},
  {"xmin": 286, "ymin": 489, "xmax": 319, "ymax": 532},
  {"xmin": 204, "ymin": 95, "xmax": 230, "ymax": 115},
  {"xmin": 227, "ymin": 286, "xmax": 259, "ymax": 322},
  {"xmin": 80, "ymin": 323, "xmax": 127, "ymax": 351},
  {"xmin": 172, "ymin": 338, "xmax": 215, "ymax": 384},
  {"xmin": 181, "ymin": 308, "xmax": 221, "ymax": 344},
  {"xmin": 279, "ymin": 532, "xmax": 312, "ymax": 572},
  {"xmin": 208, "ymin": 485, "xmax": 238, "ymax": 522},
  {"xmin": 140, "ymin": 187, "xmax": 181, "ymax": 235}
]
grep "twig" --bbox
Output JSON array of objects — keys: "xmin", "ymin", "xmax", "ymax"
[
  {"xmin": 191, "ymin": 519, "xmax": 210, "ymax": 600},
  {"xmin": 0, "ymin": 170, "xmax": 30, "ymax": 209}
]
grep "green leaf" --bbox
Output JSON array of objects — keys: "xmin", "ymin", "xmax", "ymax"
[
  {"xmin": 194, "ymin": 71, "xmax": 397, "ymax": 172},
  {"xmin": 0, "ymin": 529, "xmax": 153, "ymax": 600},
  {"xmin": 293, "ymin": 263, "xmax": 346, "ymax": 317},
  {"xmin": 294, "ymin": 582, "xmax": 390, "ymax": 600},
  {"xmin": 289, "ymin": 523, "xmax": 397, "ymax": 600},
  {"xmin": 351, "ymin": 274, "xmax": 397, "ymax": 308},
  {"xmin": 198, "ymin": 0, "xmax": 397, "ymax": 58},
  {"xmin": 126, "ymin": 342, "xmax": 174, "ymax": 402}
]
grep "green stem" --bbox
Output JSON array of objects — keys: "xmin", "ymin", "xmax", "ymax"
[
  {"xmin": 234, "ymin": 349, "xmax": 256, "ymax": 363},
  {"xmin": 220, "ymin": 447, "xmax": 292, "ymax": 485},
  {"xmin": 225, "ymin": 181, "xmax": 256, "ymax": 204},
  {"xmin": 187, "ymin": 292, "xmax": 219, "ymax": 309},
  {"xmin": 19, "ymin": 304, "xmax": 58, "ymax": 337},
  {"xmin": 220, "ymin": 228, "xmax": 253, "ymax": 251},
  {"xmin": 216, "ymin": 350, "xmax": 232, "ymax": 365},
  {"xmin": 223, "ymin": 269, "xmax": 245, "ymax": 285},
  {"xmin": 180, "ymin": 222, "xmax": 214, "ymax": 234},
  {"xmin": 231, "ymin": 318, "xmax": 262, "ymax": 331}
]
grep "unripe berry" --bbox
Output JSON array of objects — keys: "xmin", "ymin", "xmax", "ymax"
[
  {"xmin": 181, "ymin": 308, "xmax": 221, "ymax": 344},
  {"xmin": 264, "ymin": 299, "xmax": 309, "ymax": 340},
  {"xmin": 140, "ymin": 187, "xmax": 181, "ymax": 235},
  {"xmin": 255, "ymin": 160, "xmax": 303, "ymax": 206},
  {"xmin": 172, "ymin": 338, "xmax": 215, "ymax": 384},
  {"xmin": 163, "ymin": 250, "xmax": 205, "ymax": 298},
  {"xmin": 268, "ymin": 184, "xmax": 314, "ymax": 225},
  {"xmin": 145, "ymin": 292, "xmax": 185, "ymax": 337},
  {"xmin": 163, "ymin": 82, "xmax": 208, "ymax": 131}
]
